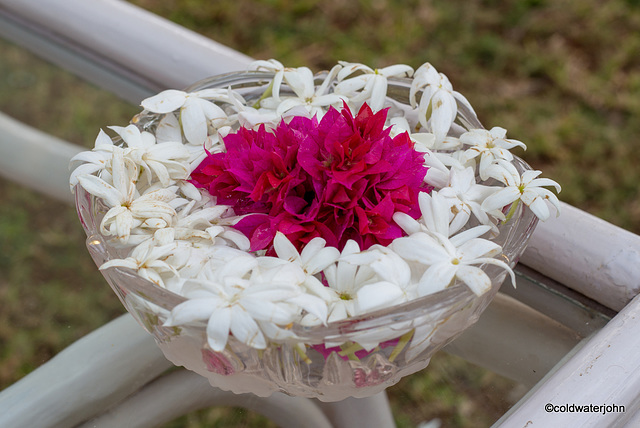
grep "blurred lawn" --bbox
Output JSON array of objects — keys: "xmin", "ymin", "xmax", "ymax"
[{"xmin": 1, "ymin": 0, "xmax": 640, "ymax": 426}]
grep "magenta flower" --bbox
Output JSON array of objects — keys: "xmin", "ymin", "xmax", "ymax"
[
  {"xmin": 191, "ymin": 103, "xmax": 431, "ymax": 252},
  {"xmin": 201, "ymin": 348, "xmax": 235, "ymax": 375}
]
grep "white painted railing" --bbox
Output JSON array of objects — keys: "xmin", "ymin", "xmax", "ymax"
[
  {"xmin": 0, "ymin": 0, "xmax": 253, "ymax": 103},
  {"xmin": 2, "ymin": 0, "xmax": 640, "ymax": 426}
]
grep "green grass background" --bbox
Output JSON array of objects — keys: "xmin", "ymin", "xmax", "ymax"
[{"xmin": 1, "ymin": 0, "xmax": 639, "ymax": 426}]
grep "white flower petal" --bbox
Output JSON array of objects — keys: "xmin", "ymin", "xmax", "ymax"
[
  {"xmin": 207, "ymin": 306, "xmax": 232, "ymax": 351},
  {"xmin": 334, "ymin": 75, "xmax": 368, "ymax": 95},
  {"xmin": 166, "ymin": 298, "xmax": 217, "ymax": 326},
  {"xmin": 356, "ymin": 281, "xmax": 404, "ymax": 313},
  {"xmin": 284, "ymin": 67, "xmax": 315, "ymax": 99},
  {"xmin": 327, "ymin": 303, "xmax": 349, "ymax": 323},
  {"xmin": 288, "ymin": 294, "xmax": 328, "ymax": 323},
  {"xmin": 524, "ymin": 193, "xmax": 551, "ymax": 220},
  {"xmin": 392, "ymin": 234, "xmax": 450, "ymax": 265},
  {"xmin": 273, "ymin": 232, "xmax": 301, "ymax": 263},
  {"xmin": 230, "ymin": 308, "xmax": 266, "ymax": 349},
  {"xmin": 114, "ymin": 209, "xmax": 135, "ymax": 242},
  {"xmin": 455, "ymin": 265, "xmax": 492, "ymax": 296},
  {"xmin": 77, "ymin": 174, "xmax": 122, "ymax": 207},
  {"xmin": 481, "ymin": 187, "xmax": 521, "ymax": 213},
  {"xmin": 369, "ymin": 75, "xmax": 388, "ymax": 111},
  {"xmin": 428, "ymin": 90, "xmax": 457, "ymax": 143},
  {"xmin": 418, "ymin": 263, "xmax": 457, "ymax": 296},
  {"xmin": 142, "ymin": 90, "xmax": 187, "ymax": 114},
  {"xmin": 528, "ymin": 177, "xmax": 562, "ymax": 193},
  {"xmin": 457, "ymin": 238, "xmax": 502, "ymax": 261},
  {"xmin": 304, "ymin": 276, "xmax": 335, "ymax": 301},
  {"xmin": 275, "ymin": 98, "xmax": 304, "ymax": 116},
  {"xmin": 379, "ymin": 64, "xmax": 413, "ymax": 77},
  {"xmin": 155, "ymin": 113, "xmax": 182, "ymax": 143},
  {"xmin": 241, "ymin": 298, "xmax": 296, "ymax": 324},
  {"xmin": 337, "ymin": 62, "xmax": 372, "ymax": 80},
  {"xmin": 418, "ymin": 191, "xmax": 450, "ymax": 236},
  {"xmin": 392, "ymin": 212, "xmax": 422, "ymax": 235},
  {"xmin": 221, "ymin": 229, "xmax": 251, "ymax": 251},
  {"xmin": 100, "ymin": 258, "xmax": 139, "ymax": 271},
  {"xmin": 181, "ymin": 97, "xmax": 208, "ymax": 145},
  {"xmin": 449, "ymin": 225, "xmax": 491, "ymax": 247}
]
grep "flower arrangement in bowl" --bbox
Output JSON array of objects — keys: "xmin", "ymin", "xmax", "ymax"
[{"xmin": 72, "ymin": 59, "xmax": 560, "ymax": 401}]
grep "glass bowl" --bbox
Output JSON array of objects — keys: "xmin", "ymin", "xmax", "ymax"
[{"xmin": 74, "ymin": 71, "xmax": 538, "ymax": 402}]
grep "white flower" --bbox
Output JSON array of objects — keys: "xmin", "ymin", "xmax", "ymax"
[
  {"xmin": 234, "ymin": 105, "xmax": 280, "ymax": 130},
  {"xmin": 393, "ymin": 190, "xmax": 514, "ymax": 297},
  {"xmin": 410, "ymin": 131, "xmax": 462, "ymax": 152},
  {"xmin": 335, "ymin": 62, "xmax": 413, "ymax": 111},
  {"xmin": 318, "ymin": 240, "xmax": 376, "ymax": 323},
  {"xmin": 393, "ymin": 191, "xmax": 453, "ymax": 237},
  {"xmin": 411, "ymin": 146, "xmax": 453, "ymax": 189},
  {"xmin": 481, "ymin": 161, "xmax": 562, "ymax": 221},
  {"xmin": 460, "ymin": 127, "xmax": 526, "ymax": 180},
  {"xmin": 164, "ymin": 259, "xmax": 306, "ymax": 351},
  {"xmin": 109, "ymin": 124, "xmax": 190, "ymax": 187},
  {"xmin": 438, "ymin": 167, "xmax": 499, "ymax": 232},
  {"xmin": 100, "ymin": 238, "xmax": 178, "ymax": 287},
  {"xmin": 272, "ymin": 232, "xmax": 340, "ymax": 301},
  {"xmin": 206, "ymin": 225, "xmax": 251, "ymax": 250},
  {"xmin": 173, "ymin": 244, "xmax": 250, "ymax": 286},
  {"xmin": 392, "ymin": 230, "xmax": 515, "ymax": 297},
  {"xmin": 222, "ymin": 85, "xmax": 280, "ymax": 130},
  {"xmin": 141, "ymin": 89, "xmax": 230, "ymax": 145},
  {"xmin": 251, "ymin": 260, "xmax": 328, "ymax": 327},
  {"xmin": 259, "ymin": 65, "xmax": 345, "ymax": 118},
  {"xmin": 77, "ymin": 148, "xmax": 176, "ymax": 243},
  {"xmin": 169, "ymin": 200, "xmax": 229, "ymax": 242},
  {"xmin": 69, "ymin": 129, "xmax": 116, "ymax": 188},
  {"xmin": 339, "ymin": 244, "xmax": 415, "ymax": 313},
  {"xmin": 307, "ymin": 241, "xmax": 414, "ymax": 350},
  {"xmin": 248, "ymin": 59, "xmax": 286, "ymax": 100},
  {"xmin": 410, "ymin": 62, "xmax": 475, "ymax": 144}
]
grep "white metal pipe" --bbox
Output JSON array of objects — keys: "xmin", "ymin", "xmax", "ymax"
[
  {"xmin": 0, "ymin": 11, "xmax": 154, "ymax": 104},
  {"xmin": 494, "ymin": 294, "xmax": 640, "ymax": 427},
  {"xmin": 0, "ymin": 0, "xmax": 253, "ymax": 100},
  {"xmin": 0, "ymin": 315, "xmax": 173, "ymax": 428},
  {"xmin": 520, "ymin": 202, "xmax": 640, "ymax": 312},
  {"xmin": 315, "ymin": 391, "xmax": 396, "ymax": 428},
  {"xmin": 0, "ymin": 112, "xmax": 81, "ymax": 203},
  {"xmin": 81, "ymin": 369, "xmax": 333, "ymax": 428}
]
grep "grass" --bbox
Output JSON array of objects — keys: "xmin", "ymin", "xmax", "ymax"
[{"xmin": 1, "ymin": 0, "xmax": 640, "ymax": 426}]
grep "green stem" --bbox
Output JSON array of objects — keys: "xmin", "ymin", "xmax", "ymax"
[
  {"xmin": 389, "ymin": 330, "xmax": 414, "ymax": 362},
  {"xmin": 294, "ymin": 344, "xmax": 312, "ymax": 364},
  {"xmin": 504, "ymin": 198, "xmax": 521, "ymax": 223},
  {"xmin": 338, "ymin": 342, "xmax": 365, "ymax": 361},
  {"xmin": 252, "ymin": 79, "xmax": 274, "ymax": 109}
]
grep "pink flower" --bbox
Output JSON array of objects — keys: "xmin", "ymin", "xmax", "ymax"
[
  {"xmin": 201, "ymin": 348, "xmax": 235, "ymax": 375},
  {"xmin": 191, "ymin": 103, "xmax": 431, "ymax": 252}
]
